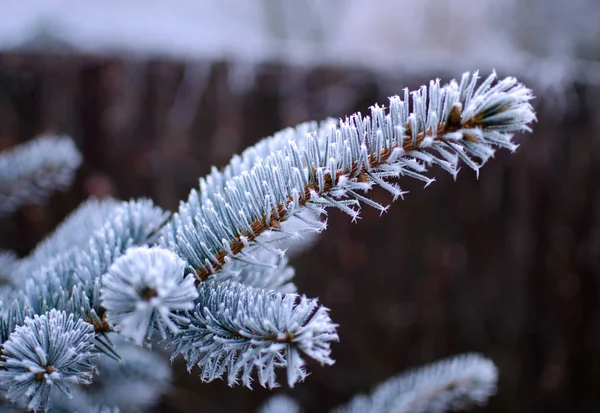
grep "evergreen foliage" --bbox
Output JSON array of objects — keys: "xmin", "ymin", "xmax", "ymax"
[
  {"xmin": 0, "ymin": 136, "xmax": 81, "ymax": 215},
  {"xmin": 0, "ymin": 72, "xmax": 535, "ymax": 412},
  {"xmin": 0, "ymin": 311, "xmax": 96, "ymax": 412},
  {"xmin": 332, "ymin": 354, "xmax": 498, "ymax": 413}
]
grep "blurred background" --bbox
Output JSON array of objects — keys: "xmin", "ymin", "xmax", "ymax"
[{"xmin": 1, "ymin": 1, "xmax": 600, "ymax": 412}]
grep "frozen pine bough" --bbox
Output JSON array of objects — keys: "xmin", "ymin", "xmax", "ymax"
[{"xmin": 0, "ymin": 71, "xmax": 535, "ymax": 412}]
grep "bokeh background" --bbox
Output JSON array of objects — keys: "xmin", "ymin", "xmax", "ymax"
[{"xmin": 1, "ymin": 1, "xmax": 600, "ymax": 412}]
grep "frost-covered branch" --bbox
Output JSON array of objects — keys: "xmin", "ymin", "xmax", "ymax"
[
  {"xmin": 332, "ymin": 353, "xmax": 498, "ymax": 413},
  {"xmin": 49, "ymin": 336, "xmax": 171, "ymax": 413},
  {"xmin": 0, "ymin": 199, "xmax": 168, "ymax": 346},
  {"xmin": 170, "ymin": 280, "xmax": 338, "ymax": 388},
  {"xmin": 25, "ymin": 198, "xmax": 120, "ymax": 266},
  {"xmin": 160, "ymin": 71, "xmax": 535, "ymax": 281},
  {"xmin": 100, "ymin": 246, "xmax": 197, "ymax": 345},
  {"xmin": 0, "ymin": 310, "xmax": 97, "ymax": 412},
  {"xmin": 13, "ymin": 198, "xmax": 120, "ymax": 282},
  {"xmin": 0, "ymin": 71, "xmax": 535, "ymax": 411},
  {"xmin": 0, "ymin": 200, "xmax": 169, "ymax": 410},
  {"xmin": 0, "ymin": 136, "xmax": 82, "ymax": 215}
]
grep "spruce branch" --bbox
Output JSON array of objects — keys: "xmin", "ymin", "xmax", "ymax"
[
  {"xmin": 50, "ymin": 336, "xmax": 171, "ymax": 413},
  {"xmin": 0, "ymin": 310, "xmax": 97, "ymax": 412},
  {"xmin": 0, "ymin": 71, "xmax": 537, "ymax": 411},
  {"xmin": 331, "ymin": 353, "xmax": 498, "ymax": 413},
  {"xmin": 0, "ymin": 136, "xmax": 82, "ymax": 215},
  {"xmin": 170, "ymin": 280, "xmax": 339, "ymax": 388},
  {"xmin": 100, "ymin": 246, "xmax": 198, "ymax": 345},
  {"xmin": 160, "ymin": 71, "xmax": 535, "ymax": 281},
  {"xmin": 13, "ymin": 198, "xmax": 120, "ymax": 282},
  {"xmin": 0, "ymin": 199, "xmax": 169, "ymax": 349}
]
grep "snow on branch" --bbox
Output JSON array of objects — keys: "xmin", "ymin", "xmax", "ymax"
[
  {"xmin": 331, "ymin": 353, "xmax": 498, "ymax": 413},
  {"xmin": 160, "ymin": 71, "xmax": 535, "ymax": 281},
  {"xmin": 0, "ymin": 135, "xmax": 82, "ymax": 215},
  {"xmin": 170, "ymin": 280, "xmax": 339, "ymax": 388}
]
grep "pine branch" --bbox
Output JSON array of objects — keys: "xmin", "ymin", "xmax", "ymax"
[
  {"xmin": 50, "ymin": 336, "xmax": 171, "ymax": 413},
  {"xmin": 0, "ymin": 136, "xmax": 82, "ymax": 215},
  {"xmin": 0, "ymin": 310, "xmax": 97, "ymax": 412},
  {"xmin": 0, "ymin": 201, "xmax": 170, "ymax": 407},
  {"xmin": 209, "ymin": 209, "xmax": 324, "ymax": 292},
  {"xmin": 13, "ymin": 198, "xmax": 120, "ymax": 282},
  {"xmin": 170, "ymin": 280, "xmax": 338, "ymax": 388},
  {"xmin": 331, "ymin": 353, "xmax": 498, "ymax": 413},
  {"xmin": 100, "ymin": 246, "xmax": 198, "ymax": 345},
  {"xmin": 30, "ymin": 197, "xmax": 120, "ymax": 261},
  {"xmin": 0, "ymin": 71, "xmax": 536, "ymax": 411},
  {"xmin": 159, "ymin": 72, "xmax": 535, "ymax": 281},
  {"xmin": 0, "ymin": 200, "xmax": 168, "ymax": 347}
]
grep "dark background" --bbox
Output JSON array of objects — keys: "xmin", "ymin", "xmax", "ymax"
[{"xmin": 0, "ymin": 52, "xmax": 599, "ymax": 413}]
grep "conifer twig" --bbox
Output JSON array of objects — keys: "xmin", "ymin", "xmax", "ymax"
[
  {"xmin": 160, "ymin": 71, "xmax": 535, "ymax": 281},
  {"xmin": 331, "ymin": 353, "xmax": 498, "ymax": 413}
]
